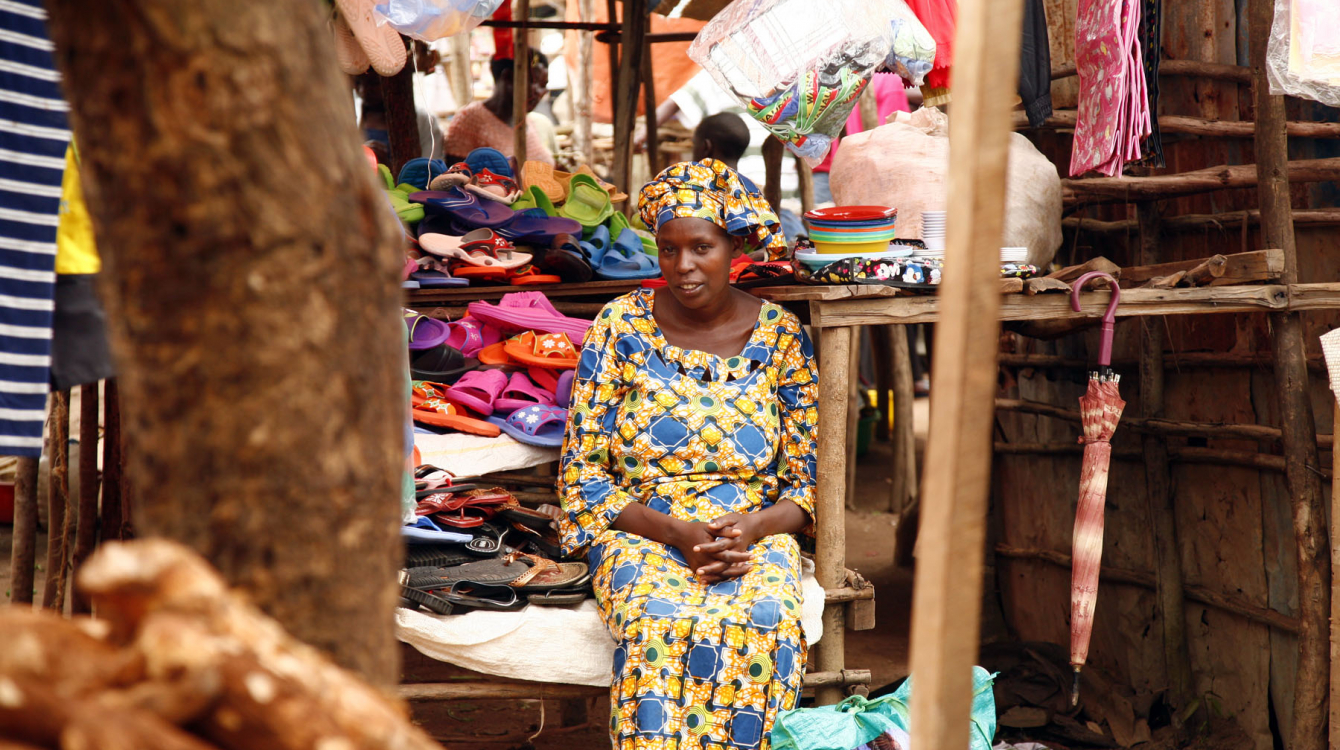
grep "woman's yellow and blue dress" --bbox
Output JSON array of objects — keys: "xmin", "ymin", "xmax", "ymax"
[{"xmin": 558, "ymin": 288, "xmax": 819, "ymax": 750}]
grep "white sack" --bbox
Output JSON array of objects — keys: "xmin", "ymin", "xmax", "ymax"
[{"xmin": 829, "ymin": 107, "xmax": 1063, "ymax": 267}]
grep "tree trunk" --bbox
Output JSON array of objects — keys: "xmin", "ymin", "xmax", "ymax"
[{"xmin": 44, "ymin": 0, "xmax": 407, "ymax": 687}]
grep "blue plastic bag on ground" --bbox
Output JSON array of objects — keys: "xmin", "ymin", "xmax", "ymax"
[{"xmin": 771, "ymin": 666, "xmax": 997, "ymax": 750}]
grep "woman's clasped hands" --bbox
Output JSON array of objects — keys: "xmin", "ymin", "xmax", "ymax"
[{"xmin": 674, "ymin": 512, "xmax": 761, "ymax": 585}]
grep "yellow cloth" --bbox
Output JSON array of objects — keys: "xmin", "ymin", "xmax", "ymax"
[{"xmin": 55, "ymin": 144, "xmax": 100, "ymax": 275}]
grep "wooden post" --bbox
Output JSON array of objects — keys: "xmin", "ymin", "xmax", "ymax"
[
  {"xmin": 796, "ymin": 156, "xmax": 815, "ymax": 215},
  {"xmin": 859, "ymin": 84, "xmax": 878, "ymax": 131},
  {"xmin": 890, "ymin": 325, "xmax": 917, "ymax": 515},
  {"xmin": 605, "ymin": 0, "xmax": 619, "ymax": 120},
  {"xmin": 762, "ymin": 135, "xmax": 784, "ymax": 211},
  {"xmin": 1251, "ymin": 2, "xmax": 1330, "ymax": 748},
  {"xmin": 906, "ymin": 0, "xmax": 1024, "ymax": 747},
  {"xmin": 100, "ymin": 379, "xmax": 123, "ymax": 542},
  {"xmin": 574, "ymin": 0, "xmax": 595, "ymax": 162},
  {"xmin": 512, "ymin": 0, "xmax": 530, "ymax": 174},
  {"xmin": 610, "ymin": 0, "xmax": 645, "ymax": 194},
  {"xmin": 447, "ymin": 33, "xmax": 472, "ymax": 112},
  {"xmin": 380, "ymin": 40, "xmax": 421, "ymax": 177},
  {"xmin": 72, "ymin": 383, "xmax": 100, "ymax": 614},
  {"xmin": 640, "ymin": 14, "xmax": 659, "ymax": 178},
  {"xmin": 8, "ymin": 456, "xmax": 39, "ymax": 605},
  {"xmin": 871, "ymin": 327, "xmax": 892, "ymax": 442},
  {"xmin": 1136, "ymin": 202, "xmax": 1195, "ymax": 725},
  {"xmin": 814, "ymin": 324, "xmax": 852, "ymax": 705},
  {"xmin": 845, "ymin": 330, "xmax": 861, "ymax": 509},
  {"xmin": 41, "ymin": 391, "xmax": 71, "ymax": 612}
]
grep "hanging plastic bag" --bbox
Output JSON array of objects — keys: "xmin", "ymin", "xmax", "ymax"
[
  {"xmin": 877, "ymin": 3, "xmax": 938, "ymax": 86},
  {"xmin": 1267, "ymin": 0, "xmax": 1340, "ymax": 107},
  {"xmin": 770, "ymin": 666, "xmax": 997, "ymax": 750},
  {"xmin": 375, "ymin": 0, "xmax": 504, "ymax": 43},
  {"xmin": 688, "ymin": 0, "xmax": 933, "ymax": 166}
]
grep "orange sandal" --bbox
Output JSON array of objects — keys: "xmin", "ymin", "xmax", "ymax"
[
  {"xmin": 411, "ymin": 382, "xmax": 501, "ymax": 436},
  {"xmin": 502, "ymin": 331, "xmax": 580, "ymax": 370}
]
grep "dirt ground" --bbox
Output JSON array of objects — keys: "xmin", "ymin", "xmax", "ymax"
[{"xmin": 0, "ymin": 401, "xmax": 928, "ymax": 749}]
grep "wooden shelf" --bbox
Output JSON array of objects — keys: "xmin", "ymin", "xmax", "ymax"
[
  {"xmin": 755, "ymin": 283, "xmax": 1340, "ymax": 328},
  {"xmin": 406, "ymin": 279, "xmax": 639, "ymax": 305}
]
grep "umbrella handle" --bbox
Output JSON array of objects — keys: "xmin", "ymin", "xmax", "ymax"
[{"xmin": 1070, "ymin": 271, "xmax": 1121, "ymax": 368}]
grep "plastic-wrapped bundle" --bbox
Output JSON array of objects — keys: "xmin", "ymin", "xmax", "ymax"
[
  {"xmin": 688, "ymin": 0, "xmax": 931, "ymax": 166},
  {"xmin": 375, "ymin": 0, "xmax": 503, "ymax": 42},
  {"xmin": 1267, "ymin": 0, "xmax": 1340, "ymax": 107},
  {"xmin": 881, "ymin": 5, "xmax": 938, "ymax": 85}
]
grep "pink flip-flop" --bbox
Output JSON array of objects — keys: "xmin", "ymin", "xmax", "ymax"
[
  {"xmin": 443, "ymin": 316, "xmax": 501, "ymax": 358},
  {"xmin": 494, "ymin": 372, "xmax": 557, "ymax": 415},
  {"xmin": 466, "ymin": 291, "xmax": 592, "ymax": 341},
  {"xmin": 442, "ymin": 369, "xmax": 508, "ymax": 415}
]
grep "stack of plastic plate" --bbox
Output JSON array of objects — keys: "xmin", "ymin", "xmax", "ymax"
[
  {"xmin": 803, "ymin": 206, "xmax": 899, "ymax": 255},
  {"xmin": 1001, "ymin": 246, "xmax": 1029, "ymax": 263},
  {"xmin": 920, "ymin": 210, "xmax": 946, "ymax": 257}
]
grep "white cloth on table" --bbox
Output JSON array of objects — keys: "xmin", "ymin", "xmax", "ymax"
[
  {"xmin": 396, "ymin": 557, "xmax": 827, "ymax": 687},
  {"xmin": 414, "ymin": 432, "xmax": 558, "ymax": 477}
]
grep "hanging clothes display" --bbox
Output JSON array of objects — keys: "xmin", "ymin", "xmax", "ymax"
[
  {"xmin": 1017, "ymin": 0, "xmax": 1053, "ymax": 128},
  {"xmin": 0, "ymin": 0, "xmax": 68, "ymax": 457},
  {"xmin": 904, "ymin": 0, "xmax": 956, "ymax": 106},
  {"xmin": 1070, "ymin": 0, "xmax": 1152, "ymax": 177},
  {"xmin": 51, "ymin": 144, "xmax": 114, "ymax": 391},
  {"xmin": 1137, "ymin": 0, "xmax": 1164, "ymax": 167}
]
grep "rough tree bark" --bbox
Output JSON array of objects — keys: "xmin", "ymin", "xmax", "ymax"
[{"xmin": 44, "ymin": 0, "xmax": 407, "ymax": 686}]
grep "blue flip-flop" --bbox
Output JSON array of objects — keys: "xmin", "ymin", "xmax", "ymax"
[
  {"xmin": 410, "ymin": 269, "xmax": 469, "ymax": 288},
  {"xmin": 399, "ymin": 158, "xmax": 449, "ymax": 190},
  {"xmin": 495, "ymin": 208, "xmax": 583, "ymax": 245},
  {"xmin": 595, "ymin": 228, "xmax": 660, "ymax": 280},
  {"xmin": 578, "ymin": 225, "xmax": 612, "ymax": 267},
  {"xmin": 464, "ymin": 147, "xmax": 513, "ymax": 179},
  {"xmin": 402, "ymin": 516, "xmax": 474, "ymax": 545},
  {"xmin": 486, "ymin": 404, "xmax": 568, "ymax": 448}
]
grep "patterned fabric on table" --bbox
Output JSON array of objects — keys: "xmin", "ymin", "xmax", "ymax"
[
  {"xmin": 558, "ymin": 289, "xmax": 818, "ymax": 750},
  {"xmin": 637, "ymin": 159, "xmax": 789, "ymax": 262}
]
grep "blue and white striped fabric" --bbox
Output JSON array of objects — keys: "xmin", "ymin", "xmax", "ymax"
[{"xmin": 0, "ymin": 0, "xmax": 68, "ymax": 456}]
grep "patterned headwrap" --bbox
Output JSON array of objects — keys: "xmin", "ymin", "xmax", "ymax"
[{"xmin": 637, "ymin": 159, "xmax": 788, "ymax": 261}]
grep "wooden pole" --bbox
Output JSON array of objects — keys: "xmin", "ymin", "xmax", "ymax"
[
  {"xmin": 610, "ymin": 0, "xmax": 645, "ymax": 194},
  {"xmin": 605, "ymin": 0, "xmax": 619, "ymax": 131},
  {"xmin": 996, "ymin": 397, "xmax": 1329, "ymax": 445},
  {"xmin": 1136, "ymin": 203, "xmax": 1195, "ymax": 725},
  {"xmin": 845, "ymin": 330, "xmax": 861, "ymax": 510},
  {"xmin": 762, "ymin": 136, "xmax": 784, "ymax": 211},
  {"xmin": 1252, "ymin": 3, "xmax": 1330, "ymax": 747},
  {"xmin": 447, "ymin": 33, "xmax": 472, "ymax": 113},
  {"xmin": 41, "ymin": 391, "xmax": 71, "ymax": 612},
  {"xmin": 380, "ymin": 39, "xmax": 421, "ymax": 177},
  {"xmin": 796, "ymin": 155, "xmax": 815, "ymax": 215},
  {"xmin": 71, "ymin": 383, "xmax": 100, "ymax": 615},
  {"xmin": 858, "ymin": 84, "xmax": 878, "ymax": 131},
  {"xmin": 640, "ymin": 13, "xmax": 658, "ymax": 178},
  {"xmin": 8, "ymin": 456, "xmax": 39, "ymax": 605},
  {"xmin": 814, "ymin": 324, "xmax": 852, "ymax": 705},
  {"xmin": 890, "ymin": 326, "xmax": 917, "ymax": 516},
  {"xmin": 1014, "ymin": 109, "xmax": 1340, "ymax": 139},
  {"xmin": 574, "ymin": 0, "xmax": 595, "ymax": 162},
  {"xmin": 511, "ymin": 0, "xmax": 531, "ymax": 175},
  {"xmin": 1333, "ymin": 398, "xmax": 1340, "ymax": 747},
  {"xmin": 100, "ymin": 379, "xmax": 122, "ymax": 542},
  {"xmin": 907, "ymin": 0, "xmax": 1024, "ymax": 745}
]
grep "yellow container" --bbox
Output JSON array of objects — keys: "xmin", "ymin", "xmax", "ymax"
[{"xmin": 813, "ymin": 238, "xmax": 895, "ymax": 255}]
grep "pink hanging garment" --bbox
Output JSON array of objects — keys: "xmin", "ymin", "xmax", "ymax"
[{"xmin": 1070, "ymin": 0, "xmax": 1151, "ymax": 177}]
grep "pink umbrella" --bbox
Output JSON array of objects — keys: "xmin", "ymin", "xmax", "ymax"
[{"xmin": 1067, "ymin": 271, "xmax": 1125, "ymax": 706}]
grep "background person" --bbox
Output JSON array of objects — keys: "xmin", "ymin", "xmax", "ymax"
[{"xmin": 443, "ymin": 54, "xmax": 553, "ymax": 164}]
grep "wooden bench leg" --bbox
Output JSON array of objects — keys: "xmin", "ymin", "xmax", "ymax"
[{"xmin": 815, "ymin": 324, "xmax": 852, "ymax": 705}]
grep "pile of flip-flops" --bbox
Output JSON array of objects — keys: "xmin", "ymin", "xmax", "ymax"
[
  {"xmin": 401, "ymin": 468, "xmax": 589, "ymax": 615},
  {"xmin": 405, "ymin": 291, "xmax": 585, "ymax": 448},
  {"xmin": 389, "ymin": 148, "xmax": 661, "ymax": 287}
]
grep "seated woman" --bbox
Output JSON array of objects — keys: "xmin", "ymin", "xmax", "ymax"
[{"xmin": 558, "ymin": 159, "xmax": 817, "ymax": 750}]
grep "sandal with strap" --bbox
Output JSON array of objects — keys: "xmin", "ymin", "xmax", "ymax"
[
  {"xmin": 502, "ymin": 331, "xmax": 580, "ymax": 370},
  {"xmin": 503, "ymin": 551, "xmax": 589, "ymax": 591},
  {"xmin": 457, "ymin": 229, "xmax": 531, "ymax": 269},
  {"xmin": 494, "ymin": 371, "xmax": 557, "ymax": 415},
  {"xmin": 487, "ymin": 404, "xmax": 569, "ymax": 448}
]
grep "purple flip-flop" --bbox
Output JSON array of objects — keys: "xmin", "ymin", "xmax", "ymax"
[
  {"xmin": 495, "ymin": 209, "xmax": 583, "ymax": 245},
  {"xmin": 411, "ymin": 269, "xmax": 469, "ymax": 288},
  {"xmin": 410, "ymin": 187, "xmax": 514, "ymax": 230},
  {"xmin": 405, "ymin": 310, "xmax": 451, "ymax": 350},
  {"xmin": 556, "ymin": 370, "xmax": 574, "ymax": 409},
  {"xmin": 486, "ymin": 404, "xmax": 568, "ymax": 448}
]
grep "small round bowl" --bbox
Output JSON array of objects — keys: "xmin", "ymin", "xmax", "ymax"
[{"xmin": 804, "ymin": 205, "xmax": 898, "ymax": 222}]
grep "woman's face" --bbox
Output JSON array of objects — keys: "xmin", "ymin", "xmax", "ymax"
[{"xmin": 656, "ymin": 217, "xmax": 744, "ymax": 311}]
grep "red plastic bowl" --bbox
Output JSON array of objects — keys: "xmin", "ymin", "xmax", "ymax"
[{"xmin": 803, "ymin": 205, "xmax": 898, "ymax": 222}]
